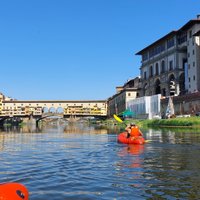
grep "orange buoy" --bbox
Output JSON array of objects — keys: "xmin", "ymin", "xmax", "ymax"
[{"xmin": 0, "ymin": 182, "xmax": 29, "ymax": 200}]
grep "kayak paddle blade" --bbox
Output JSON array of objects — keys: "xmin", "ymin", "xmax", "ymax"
[{"xmin": 113, "ymin": 114, "xmax": 123, "ymax": 123}]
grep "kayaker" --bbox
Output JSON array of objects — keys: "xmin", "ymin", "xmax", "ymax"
[
  {"xmin": 125, "ymin": 124, "xmax": 132, "ymax": 138},
  {"xmin": 125, "ymin": 123, "xmax": 143, "ymax": 139}
]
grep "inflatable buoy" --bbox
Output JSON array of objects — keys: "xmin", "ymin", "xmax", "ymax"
[
  {"xmin": 118, "ymin": 132, "xmax": 146, "ymax": 144},
  {"xmin": 0, "ymin": 182, "xmax": 29, "ymax": 200}
]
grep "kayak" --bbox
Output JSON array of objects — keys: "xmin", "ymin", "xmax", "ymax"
[
  {"xmin": 118, "ymin": 132, "xmax": 146, "ymax": 144},
  {"xmin": 0, "ymin": 182, "xmax": 29, "ymax": 200}
]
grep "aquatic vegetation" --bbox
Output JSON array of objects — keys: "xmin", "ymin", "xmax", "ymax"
[{"xmin": 144, "ymin": 117, "xmax": 200, "ymax": 127}]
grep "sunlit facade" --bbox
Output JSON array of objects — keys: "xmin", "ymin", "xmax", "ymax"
[
  {"xmin": 107, "ymin": 77, "xmax": 141, "ymax": 117},
  {"xmin": 136, "ymin": 15, "xmax": 200, "ymax": 97}
]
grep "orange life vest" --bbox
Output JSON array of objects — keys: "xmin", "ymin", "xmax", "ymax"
[{"xmin": 130, "ymin": 125, "xmax": 141, "ymax": 137}]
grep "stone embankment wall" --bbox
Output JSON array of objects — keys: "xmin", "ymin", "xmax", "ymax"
[{"xmin": 161, "ymin": 92, "xmax": 200, "ymax": 117}]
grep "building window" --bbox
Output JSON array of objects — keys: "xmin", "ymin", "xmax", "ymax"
[
  {"xmin": 189, "ymin": 77, "xmax": 190, "ymax": 82},
  {"xmin": 161, "ymin": 60, "xmax": 165, "ymax": 73},
  {"xmin": 193, "ymin": 50, "xmax": 195, "ymax": 55},
  {"xmin": 193, "ymin": 62, "xmax": 195, "ymax": 67},
  {"xmin": 188, "ymin": 53, "xmax": 190, "ymax": 58},
  {"xmin": 193, "ymin": 76, "xmax": 195, "ymax": 80},
  {"xmin": 144, "ymin": 72, "xmax": 147, "ymax": 80},
  {"xmin": 128, "ymin": 93, "xmax": 131, "ymax": 96},
  {"xmin": 189, "ymin": 30, "xmax": 192, "ymax": 38},
  {"xmin": 149, "ymin": 66, "xmax": 153, "ymax": 77},
  {"xmin": 142, "ymin": 53, "xmax": 148, "ymax": 61},
  {"xmin": 149, "ymin": 43, "xmax": 165, "ymax": 58},
  {"xmin": 169, "ymin": 61, "xmax": 173, "ymax": 70},
  {"xmin": 177, "ymin": 32, "xmax": 187, "ymax": 44},
  {"xmin": 182, "ymin": 58, "xmax": 187, "ymax": 69},
  {"xmin": 167, "ymin": 37, "xmax": 175, "ymax": 48},
  {"xmin": 155, "ymin": 63, "xmax": 159, "ymax": 75}
]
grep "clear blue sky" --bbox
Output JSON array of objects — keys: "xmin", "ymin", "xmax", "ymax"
[{"xmin": 0, "ymin": 0, "xmax": 199, "ymax": 100}]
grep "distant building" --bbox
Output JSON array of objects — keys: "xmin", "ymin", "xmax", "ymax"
[
  {"xmin": 0, "ymin": 93, "xmax": 4, "ymax": 114},
  {"xmin": 107, "ymin": 76, "xmax": 141, "ymax": 117},
  {"xmin": 136, "ymin": 15, "xmax": 200, "ymax": 97},
  {"xmin": 0, "ymin": 93, "xmax": 5, "ymax": 100}
]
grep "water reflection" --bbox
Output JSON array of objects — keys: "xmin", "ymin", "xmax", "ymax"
[
  {"xmin": 63, "ymin": 122, "xmax": 108, "ymax": 134},
  {"xmin": 118, "ymin": 144, "xmax": 144, "ymax": 156},
  {"xmin": 0, "ymin": 124, "xmax": 41, "ymax": 134},
  {"xmin": 115, "ymin": 144, "xmax": 146, "ymax": 195},
  {"xmin": 0, "ymin": 122, "xmax": 110, "ymax": 135},
  {"xmin": 114, "ymin": 128, "xmax": 200, "ymax": 199},
  {"xmin": 118, "ymin": 144, "xmax": 144, "ymax": 169},
  {"xmin": 142, "ymin": 128, "xmax": 200, "ymax": 199},
  {"xmin": 1, "ymin": 124, "xmax": 200, "ymax": 199},
  {"xmin": 145, "ymin": 128, "xmax": 200, "ymax": 144}
]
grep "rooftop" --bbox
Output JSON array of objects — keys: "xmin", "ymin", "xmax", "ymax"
[{"xmin": 136, "ymin": 17, "xmax": 200, "ymax": 55}]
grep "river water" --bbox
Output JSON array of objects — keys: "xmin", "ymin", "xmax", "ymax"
[{"xmin": 0, "ymin": 123, "xmax": 200, "ymax": 200}]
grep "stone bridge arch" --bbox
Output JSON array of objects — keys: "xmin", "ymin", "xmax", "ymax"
[
  {"xmin": 56, "ymin": 107, "xmax": 64, "ymax": 113},
  {"xmin": 36, "ymin": 113, "xmax": 65, "ymax": 126}
]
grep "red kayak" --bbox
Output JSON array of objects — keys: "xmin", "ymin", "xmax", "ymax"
[
  {"xmin": 0, "ymin": 182, "xmax": 29, "ymax": 200},
  {"xmin": 118, "ymin": 132, "xmax": 146, "ymax": 144}
]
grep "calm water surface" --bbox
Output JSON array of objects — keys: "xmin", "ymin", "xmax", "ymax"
[{"xmin": 0, "ymin": 123, "xmax": 200, "ymax": 200}]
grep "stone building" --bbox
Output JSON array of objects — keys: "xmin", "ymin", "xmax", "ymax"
[
  {"xmin": 107, "ymin": 77, "xmax": 141, "ymax": 117},
  {"xmin": 136, "ymin": 15, "xmax": 200, "ymax": 97}
]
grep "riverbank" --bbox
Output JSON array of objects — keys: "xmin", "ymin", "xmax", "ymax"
[
  {"xmin": 142, "ymin": 117, "xmax": 200, "ymax": 128},
  {"xmin": 102, "ymin": 116, "xmax": 200, "ymax": 128}
]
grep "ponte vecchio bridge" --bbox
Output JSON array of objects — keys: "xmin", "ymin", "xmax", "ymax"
[{"xmin": 0, "ymin": 100, "xmax": 108, "ymax": 120}]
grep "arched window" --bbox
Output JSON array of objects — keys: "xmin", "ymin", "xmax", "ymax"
[
  {"xmin": 161, "ymin": 60, "xmax": 165, "ymax": 73},
  {"xmin": 42, "ymin": 107, "xmax": 48, "ymax": 113},
  {"xmin": 49, "ymin": 107, "xmax": 56, "ymax": 113},
  {"xmin": 149, "ymin": 65, "xmax": 153, "ymax": 77},
  {"xmin": 155, "ymin": 63, "xmax": 159, "ymax": 75},
  {"xmin": 57, "ymin": 107, "xmax": 64, "ymax": 113},
  {"xmin": 155, "ymin": 79, "xmax": 161, "ymax": 94},
  {"xmin": 179, "ymin": 73, "xmax": 185, "ymax": 95}
]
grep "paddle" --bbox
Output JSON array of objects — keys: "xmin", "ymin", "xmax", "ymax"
[{"xmin": 113, "ymin": 114, "xmax": 127, "ymax": 126}]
